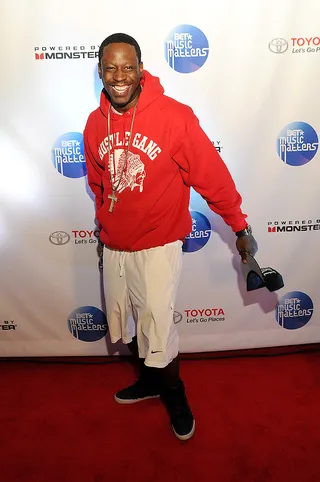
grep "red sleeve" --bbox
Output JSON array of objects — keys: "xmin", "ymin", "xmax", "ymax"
[
  {"xmin": 172, "ymin": 115, "xmax": 248, "ymax": 232},
  {"xmin": 83, "ymin": 124, "xmax": 104, "ymax": 224}
]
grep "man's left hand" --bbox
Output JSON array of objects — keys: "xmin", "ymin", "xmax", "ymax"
[{"xmin": 236, "ymin": 233, "xmax": 258, "ymax": 264}]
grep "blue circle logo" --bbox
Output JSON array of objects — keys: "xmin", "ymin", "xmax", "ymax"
[
  {"xmin": 164, "ymin": 25, "xmax": 209, "ymax": 73},
  {"xmin": 277, "ymin": 122, "xmax": 318, "ymax": 166},
  {"xmin": 52, "ymin": 132, "xmax": 87, "ymax": 178},
  {"xmin": 183, "ymin": 211, "xmax": 211, "ymax": 253},
  {"xmin": 67, "ymin": 306, "xmax": 108, "ymax": 342},
  {"xmin": 275, "ymin": 291, "xmax": 313, "ymax": 330}
]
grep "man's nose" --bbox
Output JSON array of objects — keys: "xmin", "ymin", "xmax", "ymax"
[{"xmin": 113, "ymin": 68, "xmax": 126, "ymax": 82}]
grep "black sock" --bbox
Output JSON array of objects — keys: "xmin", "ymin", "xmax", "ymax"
[
  {"xmin": 127, "ymin": 336, "xmax": 139, "ymax": 358},
  {"xmin": 158, "ymin": 355, "xmax": 180, "ymax": 391},
  {"xmin": 126, "ymin": 336, "xmax": 145, "ymax": 377},
  {"xmin": 127, "ymin": 340, "xmax": 180, "ymax": 391}
]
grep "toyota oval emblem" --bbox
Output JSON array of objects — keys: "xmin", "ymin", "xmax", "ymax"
[
  {"xmin": 49, "ymin": 231, "xmax": 70, "ymax": 245},
  {"xmin": 268, "ymin": 38, "xmax": 288, "ymax": 54},
  {"xmin": 173, "ymin": 311, "xmax": 183, "ymax": 324}
]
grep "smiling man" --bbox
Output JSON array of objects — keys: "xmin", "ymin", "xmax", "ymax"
[
  {"xmin": 84, "ymin": 33, "xmax": 257, "ymax": 441},
  {"xmin": 99, "ymin": 41, "xmax": 143, "ymax": 111}
]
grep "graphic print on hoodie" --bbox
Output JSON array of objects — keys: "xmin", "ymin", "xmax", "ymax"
[
  {"xmin": 84, "ymin": 70, "xmax": 247, "ymax": 251},
  {"xmin": 97, "ymin": 117, "xmax": 162, "ymax": 195}
]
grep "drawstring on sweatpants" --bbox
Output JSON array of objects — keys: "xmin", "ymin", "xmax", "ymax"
[{"xmin": 119, "ymin": 251, "xmax": 126, "ymax": 277}]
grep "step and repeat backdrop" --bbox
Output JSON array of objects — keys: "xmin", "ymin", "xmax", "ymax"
[{"xmin": 1, "ymin": 0, "xmax": 319, "ymax": 356}]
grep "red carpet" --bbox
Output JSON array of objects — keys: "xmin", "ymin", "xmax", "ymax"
[{"xmin": 1, "ymin": 352, "xmax": 320, "ymax": 482}]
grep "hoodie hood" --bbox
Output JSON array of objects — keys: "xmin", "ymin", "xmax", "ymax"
[{"xmin": 99, "ymin": 70, "xmax": 164, "ymax": 119}]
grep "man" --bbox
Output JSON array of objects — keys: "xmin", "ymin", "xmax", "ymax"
[{"xmin": 84, "ymin": 33, "xmax": 257, "ymax": 441}]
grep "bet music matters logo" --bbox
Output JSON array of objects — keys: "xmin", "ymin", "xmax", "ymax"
[
  {"xmin": 277, "ymin": 122, "xmax": 318, "ymax": 166},
  {"xmin": 164, "ymin": 25, "xmax": 209, "ymax": 73},
  {"xmin": 52, "ymin": 132, "xmax": 86, "ymax": 178},
  {"xmin": 183, "ymin": 211, "xmax": 211, "ymax": 253},
  {"xmin": 67, "ymin": 306, "xmax": 108, "ymax": 342},
  {"xmin": 275, "ymin": 291, "xmax": 313, "ymax": 330}
]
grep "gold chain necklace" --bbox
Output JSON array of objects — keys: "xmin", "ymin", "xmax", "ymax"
[{"xmin": 107, "ymin": 102, "xmax": 138, "ymax": 212}]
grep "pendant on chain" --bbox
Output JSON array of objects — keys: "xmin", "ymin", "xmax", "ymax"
[{"xmin": 108, "ymin": 191, "xmax": 118, "ymax": 213}]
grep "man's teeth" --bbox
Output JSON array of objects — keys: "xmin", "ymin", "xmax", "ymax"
[{"xmin": 113, "ymin": 86, "xmax": 129, "ymax": 92}]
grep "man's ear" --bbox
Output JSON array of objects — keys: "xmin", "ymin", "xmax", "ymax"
[
  {"xmin": 139, "ymin": 62, "xmax": 144, "ymax": 75},
  {"xmin": 98, "ymin": 63, "xmax": 102, "ymax": 79}
]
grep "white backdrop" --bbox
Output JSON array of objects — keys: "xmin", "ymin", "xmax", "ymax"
[{"xmin": 1, "ymin": 0, "xmax": 320, "ymax": 356}]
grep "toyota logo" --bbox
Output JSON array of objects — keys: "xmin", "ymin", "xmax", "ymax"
[
  {"xmin": 268, "ymin": 38, "xmax": 288, "ymax": 54},
  {"xmin": 49, "ymin": 231, "xmax": 70, "ymax": 245},
  {"xmin": 173, "ymin": 311, "xmax": 183, "ymax": 324}
]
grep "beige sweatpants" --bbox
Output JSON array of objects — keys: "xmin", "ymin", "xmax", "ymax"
[{"xmin": 102, "ymin": 241, "xmax": 183, "ymax": 368}]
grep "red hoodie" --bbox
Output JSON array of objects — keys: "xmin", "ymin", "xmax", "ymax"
[{"xmin": 84, "ymin": 71, "xmax": 247, "ymax": 251}]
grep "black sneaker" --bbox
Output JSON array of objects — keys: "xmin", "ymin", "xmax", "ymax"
[
  {"xmin": 161, "ymin": 379, "xmax": 195, "ymax": 440},
  {"xmin": 114, "ymin": 378, "xmax": 160, "ymax": 404}
]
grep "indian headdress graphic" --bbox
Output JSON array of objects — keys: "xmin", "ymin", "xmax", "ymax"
[{"xmin": 110, "ymin": 149, "xmax": 146, "ymax": 194}]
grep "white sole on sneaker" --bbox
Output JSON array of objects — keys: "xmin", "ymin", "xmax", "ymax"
[
  {"xmin": 114, "ymin": 394, "xmax": 160, "ymax": 404},
  {"xmin": 172, "ymin": 419, "xmax": 195, "ymax": 441}
]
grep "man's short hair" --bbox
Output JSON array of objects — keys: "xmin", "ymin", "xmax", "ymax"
[{"xmin": 98, "ymin": 33, "xmax": 142, "ymax": 64}]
